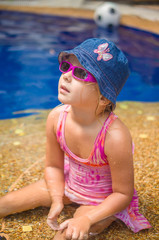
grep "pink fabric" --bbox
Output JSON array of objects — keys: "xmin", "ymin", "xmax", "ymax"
[{"xmin": 56, "ymin": 105, "xmax": 151, "ymax": 232}]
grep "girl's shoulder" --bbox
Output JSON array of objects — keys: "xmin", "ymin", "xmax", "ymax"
[
  {"xmin": 46, "ymin": 104, "xmax": 67, "ymax": 134},
  {"xmin": 105, "ymin": 116, "xmax": 132, "ymax": 156},
  {"xmin": 109, "ymin": 116, "xmax": 131, "ymax": 137}
]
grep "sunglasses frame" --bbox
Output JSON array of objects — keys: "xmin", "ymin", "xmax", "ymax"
[{"xmin": 59, "ymin": 61, "xmax": 97, "ymax": 83}]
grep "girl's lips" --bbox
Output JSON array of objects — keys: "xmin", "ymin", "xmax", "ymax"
[{"xmin": 60, "ymin": 85, "xmax": 70, "ymax": 93}]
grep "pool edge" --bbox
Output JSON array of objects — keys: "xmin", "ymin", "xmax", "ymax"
[{"xmin": 0, "ymin": 5, "xmax": 159, "ymax": 34}]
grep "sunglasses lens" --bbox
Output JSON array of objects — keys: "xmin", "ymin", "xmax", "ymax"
[
  {"xmin": 60, "ymin": 62, "xmax": 70, "ymax": 72},
  {"xmin": 74, "ymin": 68, "xmax": 88, "ymax": 80}
]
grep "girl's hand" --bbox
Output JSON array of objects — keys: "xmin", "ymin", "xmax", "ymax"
[
  {"xmin": 47, "ymin": 201, "xmax": 64, "ymax": 230},
  {"xmin": 59, "ymin": 215, "xmax": 91, "ymax": 239}
]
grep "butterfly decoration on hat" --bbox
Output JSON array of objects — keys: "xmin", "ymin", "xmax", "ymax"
[{"xmin": 94, "ymin": 43, "xmax": 113, "ymax": 61}]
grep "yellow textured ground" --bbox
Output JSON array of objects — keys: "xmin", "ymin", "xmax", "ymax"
[{"xmin": 0, "ymin": 102, "xmax": 158, "ymax": 240}]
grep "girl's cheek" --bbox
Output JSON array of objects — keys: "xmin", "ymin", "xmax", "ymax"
[
  {"xmin": 87, "ymin": 85, "xmax": 99, "ymax": 98},
  {"xmin": 80, "ymin": 86, "xmax": 99, "ymax": 104}
]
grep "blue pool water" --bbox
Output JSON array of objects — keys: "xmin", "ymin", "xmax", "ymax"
[{"xmin": 0, "ymin": 10, "xmax": 159, "ymax": 119}]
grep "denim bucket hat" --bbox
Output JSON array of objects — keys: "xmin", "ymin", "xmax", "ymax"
[{"xmin": 58, "ymin": 38, "xmax": 130, "ymax": 104}]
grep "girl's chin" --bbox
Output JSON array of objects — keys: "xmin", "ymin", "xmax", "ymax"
[
  {"xmin": 58, "ymin": 94, "xmax": 82, "ymax": 106},
  {"xmin": 58, "ymin": 96, "xmax": 64, "ymax": 103},
  {"xmin": 58, "ymin": 95, "xmax": 70, "ymax": 105}
]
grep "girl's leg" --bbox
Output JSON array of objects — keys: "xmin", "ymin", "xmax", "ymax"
[
  {"xmin": 0, "ymin": 179, "xmax": 71, "ymax": 218},
  {"xmin": 53, "ymin": 205, "xmax": 116, "ymax": 240}
]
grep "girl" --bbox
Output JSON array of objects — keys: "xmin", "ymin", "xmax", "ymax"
[{"xmin": 0, "ymin": 38, "xmax": 151, "ymax": 240}]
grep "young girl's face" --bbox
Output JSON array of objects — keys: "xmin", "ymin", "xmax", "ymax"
[{"xmin": 58, "ymin": 54, "xmax": 99, "ymax": 109}]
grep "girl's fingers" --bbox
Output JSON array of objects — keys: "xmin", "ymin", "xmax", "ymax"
[
  {"xmin": 78, "ymin": 232, "xmax": 88, "ymax": 240},
  {"xmin": 59, "ymin": 219, "xmax": 70, "ymax": 230},
  {"xmin": 65, "ymin": 227, "xmax": 73, "ymax": 240},
  {"xmin": 47, "ymin": 202, "xmax": 64, "ymax": 229},
  {"xmin": 47, "ymin": 218, "xmax": 60, "ymax": 230},
  {"xmin": 47, "ymin": 210, "xmax": 61, "ymax": 230},
  {"xmin": 83, "ymin": 233, "xmax": 89, "ymax": 239},
  {"xmin": 71, "ymin": 229, "xmax": 79, "ymax": 240}
]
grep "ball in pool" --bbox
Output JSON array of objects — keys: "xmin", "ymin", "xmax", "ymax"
[{"xmin": 94, "ymin": 2, "xmax": 121, "ymax": 30}]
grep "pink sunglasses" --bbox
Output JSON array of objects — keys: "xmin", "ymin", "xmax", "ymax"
[{"xmin": 59, "ymin": 61, "xmax": 97, "ymax": 83}]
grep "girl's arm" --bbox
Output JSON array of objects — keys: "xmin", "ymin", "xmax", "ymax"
[
  {"xmin": 44, "ymin": 107, "xmax": 65, "ymax": 229},
  {"xmin": 85, "ymin": 120, "xmax": 134, "ymax": 225}
]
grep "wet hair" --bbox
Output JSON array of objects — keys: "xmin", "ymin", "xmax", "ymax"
[{"xmin": 104, "ymin": 102, "xmax": 116, "ymax": 113}]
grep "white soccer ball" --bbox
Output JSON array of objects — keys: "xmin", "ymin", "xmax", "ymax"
[{"xmin": 94, "ymin": 2, "xmax": 121, "ymax": 30}]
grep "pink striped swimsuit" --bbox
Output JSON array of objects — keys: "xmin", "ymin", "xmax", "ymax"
[{"xmin": 56, "ymin": 105, "xmax": 151, "ymax": 233}]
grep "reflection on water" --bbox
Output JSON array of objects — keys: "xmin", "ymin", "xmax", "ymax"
[{"xmin": 0, "ymin": 10, "xmax": 159, "ymax": 119}]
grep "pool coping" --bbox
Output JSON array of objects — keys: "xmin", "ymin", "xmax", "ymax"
[{"xmin": 0, "ymin": 5, "xmax": 159, "ymax": 34}]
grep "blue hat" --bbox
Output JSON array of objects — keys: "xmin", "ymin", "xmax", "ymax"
[{"xmin": 58, "ymin": 38, "xmax": 130, "ymax": 104}]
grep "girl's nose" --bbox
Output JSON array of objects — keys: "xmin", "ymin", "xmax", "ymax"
[{"xmin": 63, "ymin": 70, "xmax": 72, "ymax": 82}]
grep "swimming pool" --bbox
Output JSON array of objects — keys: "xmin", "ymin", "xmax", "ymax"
[{"xmin": 0, "ymin": 10, "xmax": 159, "ymax": 119}]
